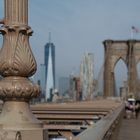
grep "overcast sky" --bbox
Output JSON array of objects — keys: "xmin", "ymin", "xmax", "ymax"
[{"xmin": 0, "ymin": 0, "xmax": 140, "ymax": 89}]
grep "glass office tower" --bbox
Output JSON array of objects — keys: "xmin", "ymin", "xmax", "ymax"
[
  {"xmin": 44, "ymin": 40, "xmax": 55, "ymax": 101},
  {"xmin": 39, "ymin": 64, "xmax": 46, "ymax": 98}
]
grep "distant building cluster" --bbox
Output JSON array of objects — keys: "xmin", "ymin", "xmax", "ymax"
[
  {"xmin": 68, "ymin": 53, "xmax": 95, "ymax": 101},
  {"xmin": 33, "ymin": 35, "xmax": 96, "ymax": 103}
]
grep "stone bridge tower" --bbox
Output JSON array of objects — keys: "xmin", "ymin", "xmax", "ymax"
[{"xmin": 103, "ymin": 40, "xmax": 140, "ymax": 98}]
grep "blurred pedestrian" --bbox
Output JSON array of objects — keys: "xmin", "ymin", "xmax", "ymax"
[{"xmin": 135, "ymin": 101, "xmax": 140, "ymax": 119}]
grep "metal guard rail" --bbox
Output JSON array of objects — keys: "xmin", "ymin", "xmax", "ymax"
[{"xmin": 73, "ymin": 103, "xmax": 125, "ymax": 140}]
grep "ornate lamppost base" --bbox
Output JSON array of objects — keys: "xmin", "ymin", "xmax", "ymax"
[
  {"xmin": 0, "ymin": 101, "xmax": 42, "ymax": 130},
  {"xmin": 0, "ymin": 101, "xmax": 46, "ymax": 140}
]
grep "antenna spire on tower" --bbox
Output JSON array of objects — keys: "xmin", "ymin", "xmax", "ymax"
[{"xmin": 49, "ymin": 32, "xmax": 51, "ymax": 43}]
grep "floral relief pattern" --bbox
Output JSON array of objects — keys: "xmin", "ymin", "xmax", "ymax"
[
  {"xmin": 0, "ymin": 26, "xmax": 36, "ymax": 77},
  {"xmin": 0, "ymin": 25, "xmax": 40, "ymax": 101}
]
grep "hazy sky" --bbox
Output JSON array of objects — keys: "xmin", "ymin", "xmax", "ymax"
[{"xmin": 0, "ymin": 0, "xmax": 140, "ymax": 84}]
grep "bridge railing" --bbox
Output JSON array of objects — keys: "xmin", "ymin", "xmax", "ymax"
[{"xmin": 73, "ymin": 103, "xmax": 125, "ymax": 140}]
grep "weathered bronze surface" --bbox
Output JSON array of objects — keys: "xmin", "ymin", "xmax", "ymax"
[{"xmin": 0, "ymin": 0, "xmax": 44, "ymax": 139}]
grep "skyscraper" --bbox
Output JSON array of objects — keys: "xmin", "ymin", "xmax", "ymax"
[
  {"xmin": 80, "ymin": 53, "xmax": 94, "ymax": 100},
  {"xmin": 58, "ymin": 77, "xmax": 69, "ymax": 96},
  {"xmin": 44, "ymin": 34, "xmax": 55, "ymax": 101},
  {"xmin": 39, "ymin": 64, "xmax": 46, "ymax": 97}
]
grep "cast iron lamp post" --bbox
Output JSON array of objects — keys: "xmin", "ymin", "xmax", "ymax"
[{"xmin": 0, "ymin": 0, "xmax": 44, "ymax": 139}]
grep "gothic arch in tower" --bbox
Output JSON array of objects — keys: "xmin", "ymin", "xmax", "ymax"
[{"xmin": 103, "ymin": 40, "xmax": 140, "ymax": 98}]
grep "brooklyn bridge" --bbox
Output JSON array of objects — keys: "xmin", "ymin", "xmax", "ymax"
[{"xmin": 0, "ymin": 0, "xmax": 140, "ymax": 140}]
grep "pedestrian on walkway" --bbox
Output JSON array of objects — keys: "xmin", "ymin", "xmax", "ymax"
[{"xmin": 135, "ymin": 100, "xmax": 140, "ymax": 119}]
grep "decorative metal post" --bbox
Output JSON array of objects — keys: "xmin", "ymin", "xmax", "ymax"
[{"xmin": 0, "ymin": 0, "xmax": 44, "ymax": 139}]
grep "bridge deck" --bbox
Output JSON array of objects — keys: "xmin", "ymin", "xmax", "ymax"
[
  {"xmin": 31, "ymin": 99, "xmax": 123, "ymax": 139},
  {"xmin": 117, "ymin": 117, "xmax": 140, "ymax": 140}
]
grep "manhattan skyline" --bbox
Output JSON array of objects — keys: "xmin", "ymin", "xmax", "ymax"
[{"xmin": 0, "ymin": 0, "xmax": 140, "ymax": 82}]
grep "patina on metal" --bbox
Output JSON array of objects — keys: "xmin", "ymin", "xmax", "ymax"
[{"xmin": 0, "ymin": 0, "xmax": 44, "ymax": 139}]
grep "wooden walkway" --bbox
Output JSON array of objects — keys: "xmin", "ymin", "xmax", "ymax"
[{"xmin": 117, "ymin": 116, "xmax": 140, "ymax": 140}]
